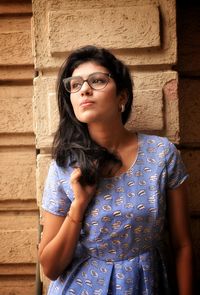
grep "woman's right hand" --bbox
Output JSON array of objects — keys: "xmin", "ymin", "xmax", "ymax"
[
  {"xmin": 39, "ymin": 168, "xmax": 97, "ymax": 280},
  {"xmin": 70, "ymin": 167, "xmax": 97, "ymax": 212}
]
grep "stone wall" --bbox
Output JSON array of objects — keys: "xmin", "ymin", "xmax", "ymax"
[
  {"xmin": 0, "ymin": 0, "xmax": 199, "ymax": 294},
  {"xmin": 0, "ymin": 1, "xmax": 37, "ymax": 294}
]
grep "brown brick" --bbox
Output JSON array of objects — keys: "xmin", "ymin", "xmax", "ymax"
[
  {"xmin": 0, "ymin": 31, "xmax": 33, "ymax": 65},
  {"xmin": 0, "ymin": 229, "xmax": 37, "ymax": 263},
  {"xmin": 32, "ymin": 0, "xmax": 176, "ymax": 69},
  {"xmin": 0, "ymin": 1, "xmax": 32, "ymax": 15},
  {"xmin": 0, "ymin": 276, "xmax": 36, "ymax": 295},
  {"xmin": 0, "ymin": 148, "xmax": 36, "ymax": 201},
  {"xmin": 0, "ymin": 86, "xmax": 34, "ymax": 133},
  {"xmin": 36, "ymin": 154, "xmax": 52, "ymax": 207},
  {"xmin": 49, "ymin": 5, "xmax": 160, "ymax": 54}
]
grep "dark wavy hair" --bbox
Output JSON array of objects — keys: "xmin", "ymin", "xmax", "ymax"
[{"xmin": 52, "ymin": 45, "xmax": 133, "ymax": 185}]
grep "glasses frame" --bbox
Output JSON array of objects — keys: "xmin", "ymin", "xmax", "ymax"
[{"xmin": 63, "ymin": 72, "xmax": 112, "ymax": 93}]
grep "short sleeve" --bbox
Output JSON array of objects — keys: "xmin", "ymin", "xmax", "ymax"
[
  {"xmin": 165, "ymin": 139, "xmax": 188, "ymax": 189},
  {"xmin": 42, "ymin": 160, "xmax": 71, "ymax": 216}
]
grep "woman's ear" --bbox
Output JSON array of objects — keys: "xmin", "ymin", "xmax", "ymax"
[{"xmin": 118, "ymin": 90, "xmax": 128, "ymax": 111}]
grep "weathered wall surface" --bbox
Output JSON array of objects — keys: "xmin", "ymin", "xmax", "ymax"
[
  {"xmin": 0, "ymin": 0, "xmax": 198, "ymax": 294},
  {"xmin": 177, "ymin": 1, "xmax": 200, "ymax": 287},
  {"xmin": 0, "ymin": 1, "xmax": 37, "ymax": 294}
]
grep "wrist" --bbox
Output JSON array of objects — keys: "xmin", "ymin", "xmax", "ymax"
[{"xmin": 69, "ymin": 200, "xmax": 88, "ymax": 220}]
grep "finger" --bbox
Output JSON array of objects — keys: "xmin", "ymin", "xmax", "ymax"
[{"xmin": 70, "ymin": 168, "xmax": 82, "ymax": 184}]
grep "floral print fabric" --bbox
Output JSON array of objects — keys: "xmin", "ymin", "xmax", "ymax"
[{"xmin": 42, "ymin": 134, "xmax": 188, "ymax": 295}]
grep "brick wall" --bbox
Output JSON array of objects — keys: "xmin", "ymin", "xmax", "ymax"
[{"xmin": 0, "ymin": 1, "xmax": 37, "ymax": 294}]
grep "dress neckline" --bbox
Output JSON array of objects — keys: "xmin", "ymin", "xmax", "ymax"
[{"xmin": 102, "ymin": 132, "xmax": 141, "ymax": 180}]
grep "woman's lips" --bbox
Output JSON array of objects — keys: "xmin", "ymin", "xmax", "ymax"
[{"xmin": 79, "ymin": 99, "xmax": 94, "ymax": 107}]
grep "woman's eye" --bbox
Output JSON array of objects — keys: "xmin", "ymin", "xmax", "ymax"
[
  {"xmin": 71, "ymin": 81, "xmax": 81, "ymax": 89},
  {"xmin": 92, "ymin": 78, "xmax": 105, "ymax": 84}
]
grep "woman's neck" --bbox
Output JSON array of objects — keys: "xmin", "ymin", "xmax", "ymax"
[{"xmin": 88, "ymin": 122, "xmax": 131, "ymax": 152}]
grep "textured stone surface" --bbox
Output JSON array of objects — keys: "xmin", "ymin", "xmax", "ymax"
[
  {"xmin": 36, "ymin": 154, "xmax": 52, "ymax": 206},
  {"xmin": 0, "ymin": 228, "xmax": 37, "ymax": 263},
  {"xmin": 0, "ymin": 148, "xmax": 36, "ymax": 200},
  {"xmin": 49, "ymin": 5, "xmax": 160, "ymax": 54},
  {"xmin": 179, "ymin": 79, "xmax": 200, "ymax": 144},
  {"xmin": 0, "ymin": 2, "xmax": 37, "ymax": 294},
  {"xmin": 0, "ymin": 31, "xmax": 32, "ymax": 65},
  {"xmin": 0, "ymin": 134, "xmax": 35, "ymax": 147},
  {"xmin": 0, "ymin": 1, "xmax": 32, "ymax": 14},
  {"xmin": 33, "ymin": 76, "xmax": 58, "ymax": 148},
  {"xmin": 0, "ymin": 214, "xmax": 38, "ymax": 231},
  {"xmin": 0, "ymin": 264, "xmax": 36, "ymax": 275},
  {"xmin": 32, "ymin": 0, "xmax": 176, "ymax": 69},
  {"xmin": 0, "ymin": 276, "xmax": 36, "ymax": 295},
  {"xmin": 127, "ymin": 89, "xmax": 164, "ymax": 130},
  {"xmin": 0, "ymin": 86, "xmax": 34, "ymax": 133},
  {"xmin": 0, "ymin": 66, "xmax": 34, "ymax": 81}
]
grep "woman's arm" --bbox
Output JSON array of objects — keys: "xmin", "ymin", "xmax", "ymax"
[
  {"xmin": 38, "ymin": 168, "xmax": 96, "ymax": 280},
  {"xmin": 167, "ymin": 181, "xmax": 193, "ymax": 295}
]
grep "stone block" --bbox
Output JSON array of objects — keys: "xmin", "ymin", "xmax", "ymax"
[
  {"xmin": 0, "ymin": 1, "xmax": 32, "ymax": 14},
  {"xmin": 0, "ymin": 214, "xmax": 38, "ymax": 272},
  {"xmin": 0, "ymin": 200, "xmax": 38, "ymax": 212},
  {"xmin": 0, "ymin": 86, "xmax": 34, "ymax": 133},
  {"xmin": 0, "ymin": 148, "xmax": 36, "ymax": 201},
  {"xmin": 0, "ymin": 264, "xmax": 36, "ymax": 275},
  {"xmin": 127, "ymin": 89, "xmax": 164, "ymax": 131},
  {"xmin": 0, "ymin": 214, "xmax": 38, "ymax": 231},
  {"xmin": 32, "ymin": 0, "xmax": 176, "ymax": 69},
  {"xmin": 0, "ymin": 134, "xmax": 35, "ymax": 147},
  {"xmin": 49, "ymin": 5, "xmax": 160, "ymax": 54},
  {"xmin": 179, "ymin": 79, "xmax": 200, "ymax": 144},
  {"xmin": 36, "ymin": 154, "xmax": 52, "ymax": 207},
  {"xmin": 0, "ymin": 276, "xmax": 35, "ymax": 295},
  {"xmin": 0, "ymin": 16, "xmax": 31, "ymax": 32},
  {"xmin": 0, "ymin": 229, "xmax": 37, "ymax": 263},
  {"xmin": 33, "ymin": 76, "xmax": 58, "ymax": 148},
  {"xmin": 0, "ymin": 66, "xmax": 34, "ymax": 82},
  {"xmin": 0, "ymin": 31, "xmax": 33, "ymax": 65},
  {"xmin": 181, "ymin": 150, "xmax": 200, "ymax": 213}
]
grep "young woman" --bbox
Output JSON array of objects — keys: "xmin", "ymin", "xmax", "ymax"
[{"xmin": 39, "ymin": 45, "xmax": 193, "ymax": 294}]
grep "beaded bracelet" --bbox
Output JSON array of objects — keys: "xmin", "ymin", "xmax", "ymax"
[{"xmin": 67, "ymin": 213, "xmax": 82, "ymax": 225}]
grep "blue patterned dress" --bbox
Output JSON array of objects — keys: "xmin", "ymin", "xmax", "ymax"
[{"xmin": 42, "ymin": 134, "xmax": 188, "ymax": 295}]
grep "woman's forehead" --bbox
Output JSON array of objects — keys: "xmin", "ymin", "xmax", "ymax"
[{"xmin": 72, "ymin": 61, "xmax": 108, "ymax": 77}]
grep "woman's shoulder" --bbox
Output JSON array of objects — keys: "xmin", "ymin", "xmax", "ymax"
[
  {"xmin": 47, "ymin": 159, "xmax": 73, "ymax": 180},
  {"xmin": 138, "ymin": 133, "xmax": 171, "ymax": 147}
]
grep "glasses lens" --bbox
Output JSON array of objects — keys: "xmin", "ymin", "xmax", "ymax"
[
  {"xmin": 64, "ymin": 77, "xmax": 83, "ymax": 93},
  {"xmin": 63, "ymin": 73, "xmax": 110, "ymax": 93},
  {"xmin": 88, "ymin": 73, "xmax": 109, "ymax": 90}
]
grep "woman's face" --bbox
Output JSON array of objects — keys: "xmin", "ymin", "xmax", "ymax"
[{"xmin": 69, "ymin": 61, "xmax": 126, "ymax": 125}]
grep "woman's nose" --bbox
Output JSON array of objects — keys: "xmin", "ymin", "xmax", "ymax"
[{"xmin": 80, "ymin": 81, "xmax": 92, "ymax": 95}]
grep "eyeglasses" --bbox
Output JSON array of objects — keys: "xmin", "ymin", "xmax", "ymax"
[{"xmin": 63, "ymin": 72, "xmax": 112, "ymax": 93}]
